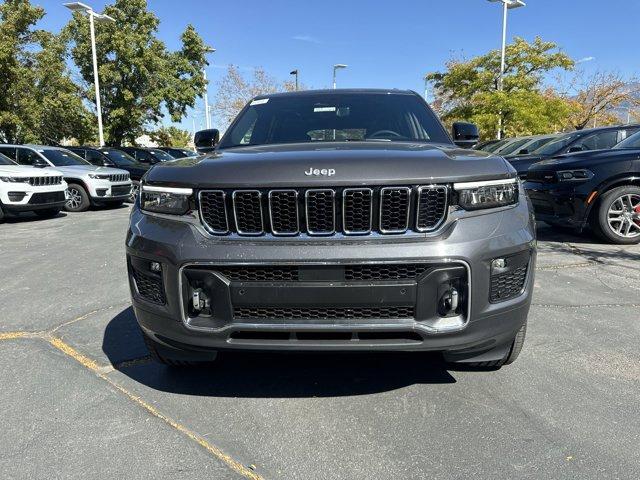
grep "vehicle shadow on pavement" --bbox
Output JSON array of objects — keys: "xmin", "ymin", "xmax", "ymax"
[
  {"xmin": 103, "ymin": 307, "xmax": 458, "ymax": 398},
  {"xmin": 3, "ymin": 211, "xmax": 68, "ymax": 223}
]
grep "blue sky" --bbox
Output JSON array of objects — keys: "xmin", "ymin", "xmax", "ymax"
[{"xmin": 35, "ymin": 0, "xmax": 640, "ymax": 131}]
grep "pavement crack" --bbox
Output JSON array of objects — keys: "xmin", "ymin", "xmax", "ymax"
[{"xmin": 533, "ymin": 303, "xmax": 640, "ymax": 309}]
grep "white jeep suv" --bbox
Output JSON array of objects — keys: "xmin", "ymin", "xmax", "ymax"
[
  {"xmin": 0, "ymin": 152, "xmax": 68, "ymax": 221},
  {"xmin": 0, "ymin": 145, "xmax": 132, "ymax": 212}
]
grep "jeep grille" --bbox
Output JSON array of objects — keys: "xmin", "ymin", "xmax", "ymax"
[{"xmin": 198, "ymin": 185, "xmax": 448, "ymax": 237}]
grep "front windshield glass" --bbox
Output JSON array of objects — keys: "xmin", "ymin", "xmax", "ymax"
[
  {"xmin": 534, "ymin": 133, "xmax": 578, "ymax": 155},
  {"xmin": 172, "ymin": 149, "xmax": 198, "ymax": 158},
  {"xmin": 40, "ymin": 149, "xmax": 90, "ymax": 167},
  {"xmin": 498, "ymin": 138, "xmax": 530, "ymax": 155},
  {"xmin": 614, "ymin": 131, "xmax": 640, "ymax": 149},
  {"xmin": 0, "ymin": 152, "xmax": 16, "ymax": 165},
  {"xmin": 101, "ymin": 148, "xmax": 137, "ymax": 166},
  {"xmin": 218, "ymin": 92, "xmax": 451, "ymax": 149},
  {"xmin": 148, "ymin": 148, "xmax": 176, "ymax": 161},
  {"xmin": 483, "ymin": 139, "xmax": 510, "ymax": 153}
]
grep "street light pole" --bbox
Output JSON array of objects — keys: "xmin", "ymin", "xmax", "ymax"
[
  {"xmin": 290, "ymin": 70, "xmax": 299, "ymax": 91},
  {"xmin": 63, "ymin": 2, "xmax": 114, "ymax": 146},
  {"xmin": 488, "ymin": 0, "xmax": 525, "ymax": 139},
  {"xmin": 333, "ymin": 64, "xmax": 347, "ymax": 89},
  {"xmin": 203, "ymin": 47, "xmax": 216, "ymax": 130}
]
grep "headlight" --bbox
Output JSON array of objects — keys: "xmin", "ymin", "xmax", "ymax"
[
  {"xmin": 0, "ymin": 176, "xmax": 29, "ymax": 183},
  {"xmin": 454, "ymin": 178, "xmax": 519, "ymax": 211},
  {"xmin": 88, "ymin": 173, "xmax": 111, "ymax": 179},
  {"xmin": 556, "ymin": 169, "xmax": 593, "ymax": 182},
  {"xmin": 140, "ymin": 185, "xmax": 192, "ymax": 215}
]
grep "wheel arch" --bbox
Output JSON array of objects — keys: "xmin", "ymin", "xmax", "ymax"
[{"xmin": 585, "ymin": 174, "xmax": 640, "ymax": 221}]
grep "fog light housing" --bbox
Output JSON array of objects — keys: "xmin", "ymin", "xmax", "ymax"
[
  {"xmin": 491, "ymin": 258, "xmax": 506, "ymax": 271},
  {"xmin": 149, "ymin": 261, "xmax": 162, "ymax": 272}
]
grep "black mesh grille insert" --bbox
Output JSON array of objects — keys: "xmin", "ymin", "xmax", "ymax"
[
  {"xmin": 28, "ymin": 191, "xmax": 65, "ymax": 205},
  {"xmin": 132, "ymin": 269, "xmax": 166, "ymax": 304},
  {"xmin": 214, "ymin": 266, "xmax": 299, "ymax": 282},
  {"xmin": 234, "ymin": 306, "xmax": 415, "ymax": 320},
  {"xmin": 490, "ymin": 264, "xmax": 528, "ymax": 302},
  {"xmin": 344, "ymin": 264, "xmax": 430, "ymax": 281},
  {"xmin": 269, "ymin": 190, "xmax": 299, "ymax": 235},
  {"xmin": 306, "ymin": 189, "xmax": 335, "ymax": 234},
  {"xmin": 416, "ymin": 186, "xmax": 447, "ymax": 231},
  {"xmin": 380, "ymin": 187, "xmax": 410, "ymax": 232},
  {"xmin": 200, "ymin": 190, "xmax": 228, "ymax": 233},
  {"xmin": 233, "ymin": 190, "xmax": 263, "ymax": 234},
  {"xmin": 343, "ymin": 188, "xmax": 372, "ymax": 233},
  {"xmin": 111, "ymin": 185, "xmax": 131, "ymax": 196}
]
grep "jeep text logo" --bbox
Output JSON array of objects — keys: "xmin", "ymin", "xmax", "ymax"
[{"xmin": 304, "ymin": 167, "xmax": 336, "ymax": 177}]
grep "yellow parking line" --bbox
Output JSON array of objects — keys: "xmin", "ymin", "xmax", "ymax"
[
  {"xmin": 48, "ymin": 336, "xmax": 263, "ymax": 480},
  {"xmin": 0, "ymin": 332, "xmax": 30, "ymax": 340}
]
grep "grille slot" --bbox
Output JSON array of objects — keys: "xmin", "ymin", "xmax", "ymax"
[
  {"xmin": 233, "ymin": 190, "xmax": 264, "ymax": 235},
  {"xmin": 132, "ymin": 269, "xmax": 166, "ymax": 304},
  {"xmin": 379, "ymin": 187, "xmax": 411, "ymax": 233},
  {"xmin": 111, "ymin": 185, "xmax": 131, "ymax": 196},
  {"xmin": 28, "ymin": 191, "xmax": 65, "ymax": 204},
  {"xmin": 200, "ymin": 190, "xmax": 229, "ymax": 233},
  {"xmin": 490, "ymin": 264, "xmax": 528, "ymax": 303},
  {"xmin": 234, "ymin": 306, "xmax": 415, "ymax": 320},
  {"xmin": 269, "ymin": 190, "xmax": 299, "ymax": 235},
  {"xmin": 343, "ymin": 188, "xmax": 373, "ymax": 234},
  {"xmin": 215, "ymin": 266, "xmax": 299, "ymax": 282},
  {"xmin": 305, "ymin": 189, "xmax": 335, "ymax": 235},
  {"xmin": 344, "ymin": 264, "xmax": 430, "ymax": 281},
  {"xmin": 416, "ymin": 185, "xmax": 448, "ymax": 232}
]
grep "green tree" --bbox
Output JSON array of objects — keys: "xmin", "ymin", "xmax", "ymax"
[
  {"xmin": 149, "ymin": 126, "xmax": 191, "ymax": 147},
  {"xmin": 0, "ymin": 0, "xmax": 93, "ymax": 144},
  {"xmin": 426, "ymin": 37, "xmax": 575, "ymax": 139},
  {"xmin": 64, "ymin": 0, "xmax": 209, "ymax": 146}
]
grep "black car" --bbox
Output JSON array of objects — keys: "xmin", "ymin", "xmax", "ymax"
[
  {"xmin": 118, "ymin": 146, "xmax": 176, "ymax": 165},
  {"xmin": 66, "ymin": 146, "xmax": 150, "ymax": 199},
  {"xmin": 128, "ymin": 89, "xmax": 535, "ymax": 368},
  {"xmin": 508, "ymin": 125, "xmax": 640, "ymax": 179},
  {"xmin": 525, "ymin": 130, "xmax": 640, "ymax": 244},
  {"xmin": 157, "ymin": 147, "xmax": 199, "ymax": 159}
]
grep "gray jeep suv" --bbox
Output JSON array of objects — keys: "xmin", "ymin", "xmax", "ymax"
[{"xmin": 127, "ymin": 89, "xmax": 536, "ymax": 368}]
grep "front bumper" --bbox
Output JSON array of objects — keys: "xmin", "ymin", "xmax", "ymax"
[
  {"xmin": 126, "ymin": 190, "xmax": 536, "ymax": 360},
  {"xmin": 89, "ymin": 181, "xmax": 132, "ymax": 202},
  {"xmin": 1, "ymin": 187, "xmax": 67, "ymax": 212}
]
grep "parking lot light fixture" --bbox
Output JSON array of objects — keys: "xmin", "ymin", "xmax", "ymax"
[
  {"xmin": 63, "ymin": 2, "xmax": 115, "ymax": 147},
  {"xmin": 332, "ymin": 64, "xmax": 347, "ymax": 89},
  {"xmin": 290, "ymin": 69, "xmax": 299, "ymax": 91},
  {"xmin": 488, "ymin": 0, "xmax": 525, "ymax": 139}
]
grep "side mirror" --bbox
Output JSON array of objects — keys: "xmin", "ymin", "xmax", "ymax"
[
  {"xmin": 194, "ymin": 129, "xmax": 220, "ymax": 153},
  {"xmin": 518, "ymin": 148, "xmax": 529, "ymax": 155},
  {"xmin": 103, "ymin": 160, "xmax": 115, "ymax": 167},
  {"xmin": 33, "ymin": 159, "xmax": 48, "ymax": 168},
  {"xmin": 567, "ymin": 146, "xmax": 583, "ymax": 153},
  {"xmin": 452, "ymin": 122, "xmax": 480, "ymax": 149}
]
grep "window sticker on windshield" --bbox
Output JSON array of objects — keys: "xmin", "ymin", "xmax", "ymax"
[
  {"xmin": 314, "ymin": 107, "xmax": 336, "ymax": 112},
  {"xmin": 250, "ymin": 98, "xmax": 269, "ymax": 106}
]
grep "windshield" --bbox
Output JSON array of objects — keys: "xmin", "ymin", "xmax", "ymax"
[
  {"xmin": 614, "ymin": 131, "xmax": 640, "ymax": 149},
  {"xmin": 101, "ymin": 148, "xmax": 137, "ymax": 166},
  {"xmin": 498, "ymin": 138, "xmax": 531, "ymax": 155},
  {"xmin": 148, "ymin": 148, "xmax": 176, "ymax": 161},
  {"xmin": 483, "ymin": 139, "xmax": 510, "ymax": 153},
  {"xmin": 0, "ymin": 152, "xmax": 16, "ymax": 165},
  {"xmin": 40, "ymin": 149, "xmax": 90, "ymax": 167},
  {"xmin": 534, "ymin": 133, "xmax": 579, "ymax": 155},
  {"xmin": 218, "ymin": 92, "xmax": 451, "ymax": 149},
  {"xmin": 168, "ymin": 148, "xmax": 198, "ymax": 158}
]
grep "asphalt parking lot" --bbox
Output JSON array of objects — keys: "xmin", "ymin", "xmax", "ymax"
[{"xmin": 1, "ymin": 206, "xmax": 639, "ymax": 479}]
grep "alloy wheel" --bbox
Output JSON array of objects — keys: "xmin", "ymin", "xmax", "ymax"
[
  {"xmin": 607, "ymin": 193, "xmax": 640, "ymax": 239},
  {"xmin": 67, "ymin": 188, "xmax": 82, "ymax": 210}
]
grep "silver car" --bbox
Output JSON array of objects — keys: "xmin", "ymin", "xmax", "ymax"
[{"xmin": 0, "ymin": 145, "xmax": 132, "ymax": 212}]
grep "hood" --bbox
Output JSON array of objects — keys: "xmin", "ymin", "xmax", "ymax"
[
  {"xmin": 145, "ymin": 142, "xmax": 514, "ymax": 188},
  {"xmin": 504, "ymin": 154, "xmax": 545, "ymax": 175},
  {"xmin": 0, "ymin": 165, "xmax": 63, "ymax": 177},
  {"xmin": 530, "ymin": 149, "xmax": 639, "ymax": 171},
  {"xmin": 54, "ymin": 165, "xmax": 129, "ymax": 175}
]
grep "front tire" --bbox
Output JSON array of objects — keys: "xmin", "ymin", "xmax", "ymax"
[
  {"xmin": 593, "ymin": 185, "xmax": 640, "ymax": 245},
  {"xmin": 141, "ymin": 329, "xmax": 218, "ymax": 367},
  {"xmin": 34, "ymin": 208, "xmax": 60, "ymax": 219},
  {"xmin": 65, "ymin": 183, "xmax": 90, "ymax": 212}
]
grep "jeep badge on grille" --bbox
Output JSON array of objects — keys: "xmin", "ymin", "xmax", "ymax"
[{"xmin": 305, "ymin": 167, "xmax": 335, "ymax": 177}]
